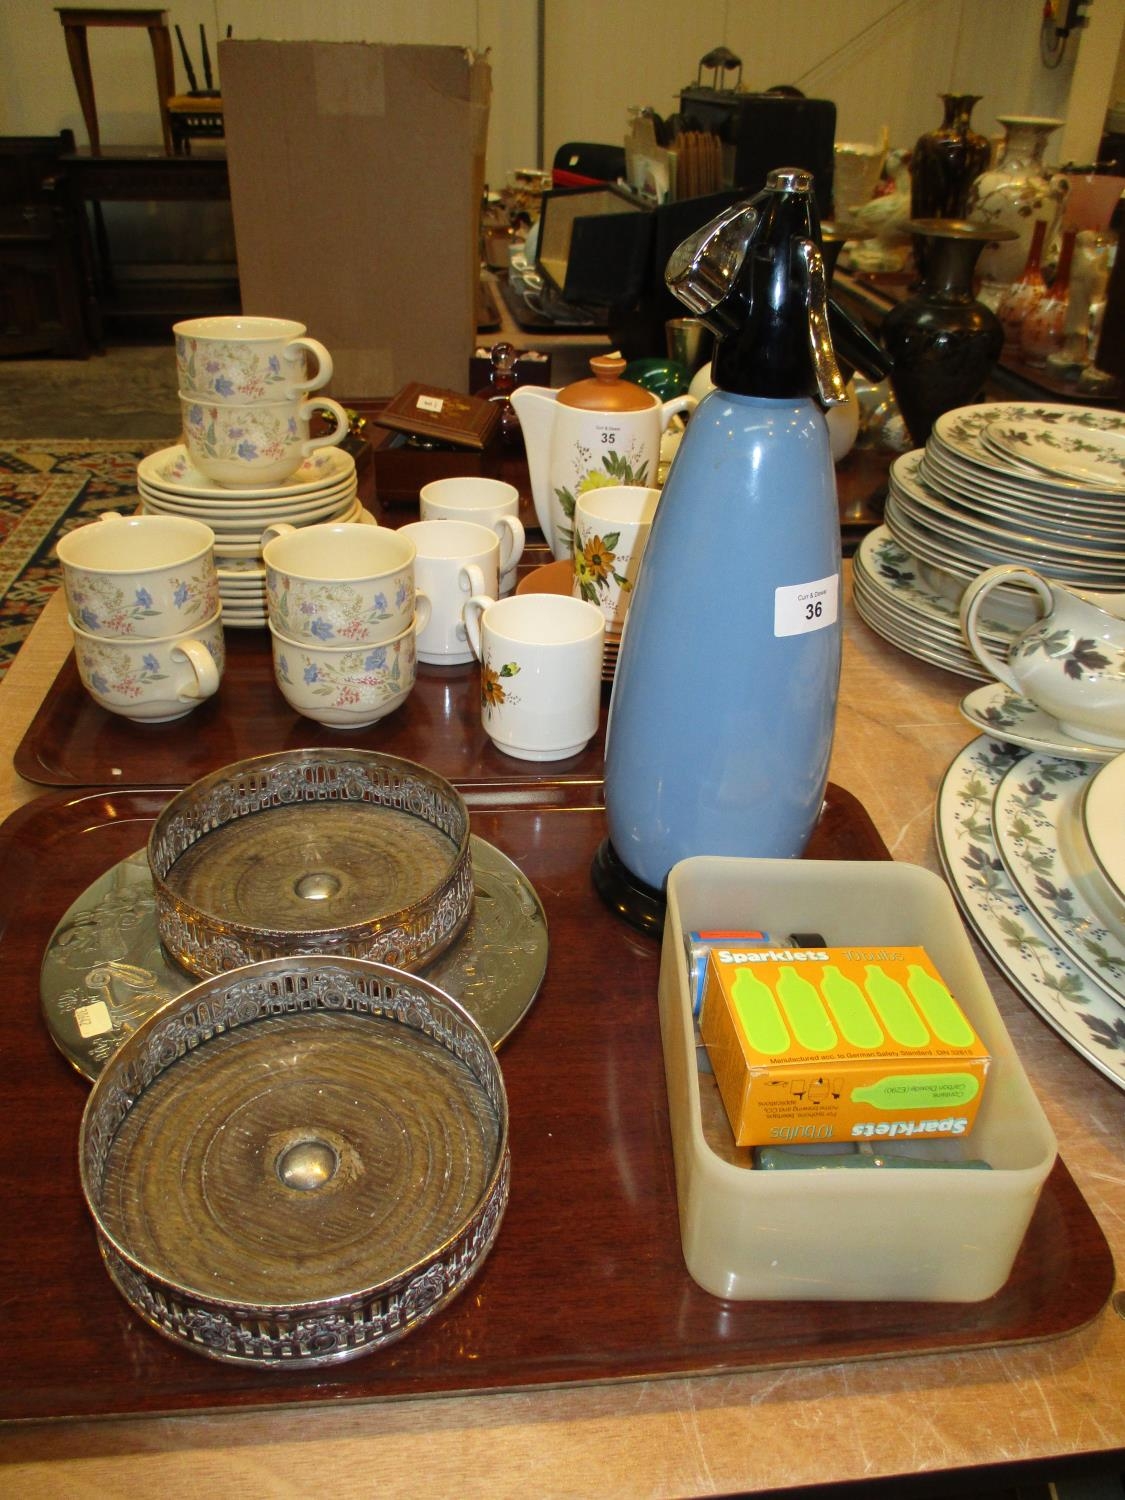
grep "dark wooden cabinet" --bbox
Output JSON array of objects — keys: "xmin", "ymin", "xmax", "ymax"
[{"xmin": 0, "ymin": 130, "xmax": 97, "ymax": 358}]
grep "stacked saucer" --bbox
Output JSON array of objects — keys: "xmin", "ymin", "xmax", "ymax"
[
  {"xmin": 860, "ymin": 401, "xmax": 1125, "ymax": 678},
  {"xmin": 137, "ymin": 444, "xmax": 365, "ymax": 628}
]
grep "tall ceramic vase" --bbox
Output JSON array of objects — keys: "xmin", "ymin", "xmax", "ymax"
[
  {"xmin": 966, "ymin": 115, "xmax": 1067, "ymax": 305},
  {"xmin": 882, "ymin": 219, "xmax": 1012, "ymax": 446},
  {"xmin": 911, "ymin": 94, "xmax": 992, "ymax": 219}
]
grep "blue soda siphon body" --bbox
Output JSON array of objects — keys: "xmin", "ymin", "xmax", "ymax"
[
  {"xmin": 602, "ymin": 167, "xmax": 859, "ymax": 898},
  {"xmin": 604, "ymin": 386, "xmax": 841, "ymax": 890}
]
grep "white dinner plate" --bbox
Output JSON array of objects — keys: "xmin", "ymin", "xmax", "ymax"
[{"xmin": 1081, "ymin": 753, "xmax": 1125, "ymax": 905}]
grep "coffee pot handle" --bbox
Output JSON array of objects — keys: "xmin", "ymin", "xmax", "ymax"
[{"xmin": 959, "ymin": 564, "xmax": 1053, "ymax": 691}]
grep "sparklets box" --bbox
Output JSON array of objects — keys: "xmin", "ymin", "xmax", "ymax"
[{"xmin": 699, "ymin": 945, "xmax": 990, "ymax": 1148}]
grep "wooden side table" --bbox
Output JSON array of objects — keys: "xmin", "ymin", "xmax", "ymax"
[{"xmin": 56, "ymin": 7, "xmax": 175, "ymax": 155}]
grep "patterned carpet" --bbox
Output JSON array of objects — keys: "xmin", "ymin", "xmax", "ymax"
[{"xmin": 0, "ymin": 440, "xmax": 160, "ymax": 680}]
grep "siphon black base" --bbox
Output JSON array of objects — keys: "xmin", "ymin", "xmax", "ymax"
[{"xmin": 591, "ymin": 838, "xmax": 665, "ymax": 937}]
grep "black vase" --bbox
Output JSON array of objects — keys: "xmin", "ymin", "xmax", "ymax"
[
  {"xmin": 882, "ymin": 219, "xmax": 1005, "ymax": 445},
  {"xmin": 911, "ymin": 94, "xmax": 991, "ymax": 219}
]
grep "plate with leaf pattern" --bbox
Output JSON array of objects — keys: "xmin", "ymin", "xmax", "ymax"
[
  {"xmin": 935, "ymin": 736, "xmax": 1125, "ymax": 1089},
  {"xmin": 991, "ymin": 750, "xmax": 1125, "ymax": 1006},
  {"xmin": 983, "ymin": 420, "xmax": 1125, "ymax": 492}
]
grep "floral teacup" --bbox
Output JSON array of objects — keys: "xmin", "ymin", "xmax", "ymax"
[
  {"xmin": 57, "ymin": 513, "xmax": 218, "ymax": 639},
  {"xmin": 70, "ymin": 608, "xmax": 225, "ymax": 722},
  {"xmin": 174, "ymin": 315, "xmax": 333, "ymax": 403},
  {"xmin": 269, "ymin": 617, "xmax": 418, "ymax": 728},
  {"xmin": 179, "ymin": 394, "xmax": 349, "ymax": 488},
  {"xmin": 263, "ymin": 522, "xmax": 429, "ymax": 646}
]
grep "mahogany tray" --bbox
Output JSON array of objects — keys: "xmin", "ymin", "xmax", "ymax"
[
  {"xmin": 0, "ymin": 783, "xmax": 1113, "ymax": 1423},
  {"xmin": 14, "ymin": 622, "xmax": 607, "ymax": 790}
]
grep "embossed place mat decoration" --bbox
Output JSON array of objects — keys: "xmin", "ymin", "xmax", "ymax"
[
  {"xmin": 0, "ymin": 787, "xmax": 1113, "ymax": 1421},
  {"xmin": 42, "ymin": 835, "xmax": 548, "ymax": 1080}
]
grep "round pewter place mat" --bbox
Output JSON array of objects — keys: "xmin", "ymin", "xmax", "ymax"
[{"xmin": 41, "ymin": 836, "xmax": 548, "ymax": 1081}]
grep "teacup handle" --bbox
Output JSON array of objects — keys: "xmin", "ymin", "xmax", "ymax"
[
  {"xmin": 660, "ymin": 394, "xmax": 697, "ymax": 430},
  {"xmin": 413, "ymin": 588, "xmax": 432, "ymax": 636},
  {"xmin": 959, "ymin": 564, "xmax": 1053, "ymax": 692},
  {"xmin": 285, "ymin": 336, "xmax": 333, "ymax": 396},
  {"xmin": 299, "ymin": 396, "xmax": 350, "ymax": 456},
  {"xmin": 261, "ymin": 520, "xmax": 296, "ymax": 548},
  {"xmin": 495, "ymin": 515, "xmax": 526, "ymax": 573},
  {"xmin": 173, "ymin": 637, "xmax": 220, "ymax": 701},
  {"xmin": 462, "ymin": 591, "xmax": 497, "ymax": 661}
]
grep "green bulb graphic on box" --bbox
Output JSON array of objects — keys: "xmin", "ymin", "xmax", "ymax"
[
  {"xmin": 820, "ymin": 965, "xmax": 884, "ymax": 1048},
  {"xmin": 775, "ymin": 966, "xmax": 837, "ymax": 1051},
  {"xmin": 864, "ymin": 964, "xmax": 929, "ymax": 1048},
  {"xmin": 731, "ymin": 967, "xmax": 790, "ymax": 1055},
  {"xmin": 906, "ymin": 964, "xmax": 976, "ymax": 1047}
]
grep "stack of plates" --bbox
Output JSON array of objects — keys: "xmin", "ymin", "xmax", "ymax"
[
  {"xmin": 853, "ymin": 527, "xmax": 1035, "ymax": 680},
  {"xmin": 937, "ymin": 737, "xmax": 1125, "ymax": 1092},
  {"xmin": 863, "ymin": 402, "xmax": 1125, "ymax": 677},
  {"xmin": 136, "ymin": 445, "xmax": 367, "ymax": 628}
]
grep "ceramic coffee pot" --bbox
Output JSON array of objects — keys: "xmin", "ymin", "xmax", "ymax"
[
  {"xmin": 960, "ymin": 563, "xmax": 1125, "ymax": 745},
  {"xmin": 511, "ymin": 353, "xmax": 694, "ymax": 560}
]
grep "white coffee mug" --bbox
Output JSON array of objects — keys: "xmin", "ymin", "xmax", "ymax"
[
  {"xmin": 57, "ymin": 512, "xmax": 218, "ymax": 638},
  {"xmin": 262, "ymin": 521, "xmax": 429, "ymax": 646},
  {"xmin": 419, "ymin": 477, "xmax": 525, "ymax": 594},
  {"xmin": 180, "ymin": 393, "xmax": 349, "ymax": 488},
  {"xmin": 571, "ymin": 484, "xmax": 660, "ymax": 632},
  {"xmin": 462, "ymin": 592, "xmax": 604, "ymax": 760},
  {"xmin": 174, "ymin": 315, "xmax": 333, "ymax": 403},
  {"xmin": 398, "ymin": 519, "xmax": 501, "ymax": 665},
  {"xmin": 69, "ymin": 608, "xmax": 225, "ymax": 722}
]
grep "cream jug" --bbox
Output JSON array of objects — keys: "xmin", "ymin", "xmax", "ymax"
[
  {"xmin": 511, "ymin": 353, "xmax": 694, "ymax": 560},
  {"xmin": 960, "ymin": 563, "xmax": 1125, "ymax": 745}
]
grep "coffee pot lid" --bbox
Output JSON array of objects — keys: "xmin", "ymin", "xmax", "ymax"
[{"xmin": 558, "ymin": 353, "xmax": 657, "ymax": 411}]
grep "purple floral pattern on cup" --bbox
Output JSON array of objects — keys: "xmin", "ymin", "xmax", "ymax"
[
  {"xmin": 65, "ymin": 568, "xmax": 220, "ymax": 637},
  {"xmin": 266, "ymin": 569, "xmax": 414, "ymax": 644}
]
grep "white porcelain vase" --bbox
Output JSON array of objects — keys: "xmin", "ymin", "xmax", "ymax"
[{"xmin": 966, "ymin": 115, "xmax": 1067, "ymax": 302}]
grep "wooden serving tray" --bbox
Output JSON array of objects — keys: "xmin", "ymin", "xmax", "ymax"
[
  {"xmin": 14, "ymin": 621, "xmax": 607, "ymax": 790},
  {"xmin": 0, "ymin": 785, "xmax": 1113, "ymax": 1423}
]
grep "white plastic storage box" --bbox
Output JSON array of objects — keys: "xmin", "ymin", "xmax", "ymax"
[{"xmin": 659, "ymin": 857, "xmax": 1057, "ymax": 1302}]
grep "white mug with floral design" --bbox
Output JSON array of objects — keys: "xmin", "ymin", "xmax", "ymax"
[
  {"xmin": 57, "ymin": 512, "xmax": 219, "ymax": 639},
  {"xmin": 269, "ymin": 616, "xmax": 418, "ymax": 728},
  {"xmin": 262, "ymin": 522, "xmax": 429, "ymax": 647},
  {"xmin": 462, "ymin": 592, "xmax": 604, "ymax": 761},
  {"xmin": 398, "ymin": 519, "xmax": 501, "ymax": 665},
  {"xmin": 179, "ymin": 393, "xmax": 349, "ymax": 488},
  {"xmin": 571, "ymin": 484, "xmax": 659, "ymax": 632},
  {"xmin": 419, "ymin": 477, "xmax": 525, "ymax": 594},
  {"xmin": 174, "ymin": 315, "xmax": 333, "ymax": 403},
  {"xmin": 69, "ymin": 608, "xmax": 225, "ymax": 722}
]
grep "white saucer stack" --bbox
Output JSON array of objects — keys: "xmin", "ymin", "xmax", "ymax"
[
  {"xmin": 137, "ymin": 444, "xmax": 370, "ymax": 628},
  {"xmin": 857, "ymin": 401, "xmax": 1125, "ymax": 678}
]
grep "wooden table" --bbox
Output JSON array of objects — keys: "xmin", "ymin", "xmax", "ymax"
[{"xmin": 1, "ymin": 563, "xmax": 1123, "ymax": 1495}]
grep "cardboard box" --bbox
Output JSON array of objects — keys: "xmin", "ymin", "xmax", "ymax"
[
  {"xmin": 220, "ymin": 40, "xmax": 490, "ymax": 398},
  {"xmin": 699, "ymin": 944, "xmax": 990, "ymax": 1148}
]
